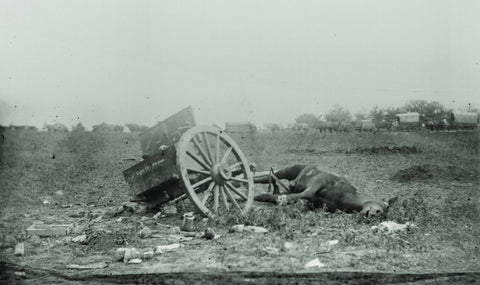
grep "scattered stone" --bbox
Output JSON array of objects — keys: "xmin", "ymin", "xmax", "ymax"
[
  {"xmin": 204, "ymin": 228, "xmax": 215, "ymax": 240},
  {"xmin": 14, "ymin": 243, "xmax": 25, "ymax": 256},
  {"xmin": 61, "ymin": 204, "xmax": 72, "ymax": 208},
  {"xmin": 71, "ymin": 235, "xmax": 87, "ymax": 243},
  {"xmin": 55, "ymin": 190, "xmax": 64, "ymax": 196},
  {"xmin": 127, "ymin": 258, "xmax": 142, "ymax": 264},
  {"xmin": 66, "ymin": 262, "xmax": 109, "ymax": 270},
  {"xmin": 43, "ymin": 200, "xmax": 50, "ymax": 205},
  {"xmin": 304, "ymin": 258, "xmax": 325, "ymax": 268},
  {"xmin": 116, "ymin": 217, "xmax": 124, "ymax": 222},
  {"xmin": 162, "ymin": 204, "xmax": 177, "ymax": 215},
  {"xmin": 153, "ymin": 212, "xmax": 162, "ymax": 219},
  {"xmin": 138, "ymin": 226, "xmax": 153, "ymax": 239}
]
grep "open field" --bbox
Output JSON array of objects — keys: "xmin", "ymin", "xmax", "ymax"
[{"xmin": 0, "ymin": 128, "xmax": 479, "ymax": 284}]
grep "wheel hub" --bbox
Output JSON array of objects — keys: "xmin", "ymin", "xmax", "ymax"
[{"xmin": 211, "ymin": 163, "xmax": 231, "ymax": 185}]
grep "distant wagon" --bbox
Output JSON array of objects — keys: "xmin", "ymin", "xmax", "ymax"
[
  {"xmin": 225, "ymin": 122, "xmax": 257, "ymax": 135},
  {"xmin": 395, "ymin": 112, "xmax": 423, "ymax": 131},
  {"xmin": 450, "ymin": 111, "xmax": 479, "ymax": 130}
]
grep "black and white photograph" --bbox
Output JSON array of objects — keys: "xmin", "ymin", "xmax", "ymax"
[{"xmin": 1, "ymin": 1, "xmax": 479, "ymax": 284}]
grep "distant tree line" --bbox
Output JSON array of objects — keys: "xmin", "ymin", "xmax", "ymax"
[{"xmin": 277, "ymin": 100, "xmax": 480, "ymax": 133}]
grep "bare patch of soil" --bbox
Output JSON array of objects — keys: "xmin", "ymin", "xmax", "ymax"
[{"xmin": 390, "ymin": 164, "xmax": 477, "ymax": 182}]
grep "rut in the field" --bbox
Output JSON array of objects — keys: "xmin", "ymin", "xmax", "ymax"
[{"xmin": 390, "ymin": 164, "xmax": 477, "ymax": 182}]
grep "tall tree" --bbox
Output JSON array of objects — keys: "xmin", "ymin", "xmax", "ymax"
[
  {"xmin": 324, "ymin": 104, "xmax": 352, "ymax": 123},
  {"xmin": 295, "ymin": 113, "xmax": 319, "ymax": 128}
]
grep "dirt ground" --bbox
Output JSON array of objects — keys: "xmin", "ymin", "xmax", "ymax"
[{"xmin": 0, "ymin": 129, "xmax": 479, "ymax": 284}]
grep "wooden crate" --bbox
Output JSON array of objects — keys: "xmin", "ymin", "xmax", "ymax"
[{"xmin": 123, "ymin": 146, "xmax": 184, "ymax": 204}]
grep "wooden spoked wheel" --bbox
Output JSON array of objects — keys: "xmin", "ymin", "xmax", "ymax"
[{"xmin": 176, "ymin": 126, "xmax": 254, "ymax": 219}]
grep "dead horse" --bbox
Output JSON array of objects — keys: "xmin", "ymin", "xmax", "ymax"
[{"xmin": 253, "ymin": 164, "xmax": 388, "ymax": 217}]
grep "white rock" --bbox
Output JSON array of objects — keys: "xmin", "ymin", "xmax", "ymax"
[
  {"xmin": 326, "ymin": 240, "xmax": 339, "ymax": 246},
  {"xmin": 304, "ymin": 258, "xmax": 326, "ymax": 268}
]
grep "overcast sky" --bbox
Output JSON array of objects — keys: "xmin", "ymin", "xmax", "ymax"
[{"xmin": 1, "ymin": 0, "xmax": 479, "ymax": 129}]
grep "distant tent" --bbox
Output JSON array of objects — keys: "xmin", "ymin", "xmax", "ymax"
[
  {"xmin": 450, "ymin": 111, "xmax": 479, "ymax": 126},
  {"xmin": 395, "ymin": 112, "xmax": 422, "ymax": 123}
]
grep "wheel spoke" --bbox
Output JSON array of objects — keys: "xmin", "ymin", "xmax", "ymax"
[
  {"xmin": 215, "ymin": 133, "xmax": 220, "ymax": 163},
  {"xmin": 187, "ymin": 167, "xmax": 210, "ymax": 176},
  {"xmin": 220, "ymin": 185, "xmax": 229, "ymax": 210},
  {"xmin": 229, "ymin": 161, "xmax": 244, "ymax": 173},
  {"xmin": 191, "ymin": 176, "xmax": 212, "ymax": 190},
  {"xmin": 223, "ymin": 186, "xmax": 242, "ymax": 211},
  {"xmin": 201, "ymin": 182, "xmax": 215, "ymax": 205},
  {"xmin": 193, "ymin": 136, "xmax": 212, "ymax": 166},
  {"xmin": 225, "ymin": 181, "xmax": 248, "ymax": 201},
  {"xmin": 220, "ymin": 146, "xmax": 233, "ymax": 164},
  {"xmin": 187, "ymin": 150, "xmax": 210, "ymax": 170},
  {"xmin": 202, "ymin": 132, "xmax": 215, "ymax": 163},
  {"xmin": 213, "ymin": 185, "xmax": 219, "ymax": 213}
]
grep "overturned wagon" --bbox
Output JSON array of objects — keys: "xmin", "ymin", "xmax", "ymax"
[{"xmin": 123, "ymin": 106, "xmax": 254, "ymax": 219}]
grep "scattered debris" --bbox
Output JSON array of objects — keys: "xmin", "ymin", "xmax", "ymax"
[
  {"xmin": 71, "ymin": 235, "xmax": 87, "ymax": 243},
  {"xmin": 262, "ymin": 247, "xmax": 280, "ymax": 255},
  {"xmin": 154, "ymin": 243, "xmax": 183, "ymax": 255},
  {"xmin": 14, "ymin": 242, "xmax": 25, "ymax": 256},
  {"xmin": 29, "ymin": 235, "xmax": 42, "ymax": 246},
  {"xmin": 153, "ymin": 212, "xmax": 162, "ymax": 219},
  {"xmin": 203, "ymin": 228, "xmax": 215, "ymax": 240},
  {"xmin": 244, "ymin": 226, "xmax": 269, "ymax": 233},
  {"xmin": 55, "ymin": 190, "xmax": 64, "ymax": 196},
  {"xmin": 181, "ymin": 212, "xmax": 195, "ymax": 232},
  {"xmin": 127, "ymin": 258, "xmax": 142, "ymax": 264},
  {"xmin": 372, "ymin": 221, "xmax": 416, "ymax": 235},
  {"xmin": 304, "ymin": 258, "xmax": 326, "ymax": 268},
  {"xmin": 138, "ymin": 226, "xmax": 153, "ymax": 239},
  {"xmin": 162, "ymin": 204, "xmax": 177, "ymax": 215},
  {"xmin": 14, "ymin": 271, "xmax": 26, "ymax": 278},
  {"xmin": 283, "ymin": 242, "xmax": 294, "ymax": 251},
  {"xmin": 27, "ymin": 223, "xmax": 73, "ymax": 237},
  {"xmin": 230, "ymin": 224, "xmax": 268, "ymax": 233},
  {"xmin": 113, "ymin": 202, "xmax": 144, "ymax": 217},
  {"xmin": 230, "ymin": 224, "xmax": 245, "ymax": 233},
  {"xmin": 43, "ymin": 200, "xmax": 50, "ymax": 205},
  {"xmin": 326, "ymin": 240, "xmax": 339, "ymax": 246},
  {"xmin": 120, "ymin": 247, "xmax": 155, "ymax": 263},
  {"xmin": 66, "ymin": 262, "xmax": 109, "ymax": 270}
]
